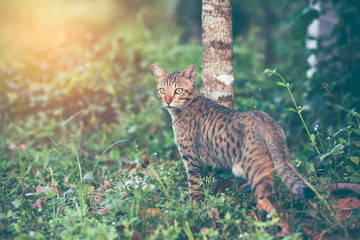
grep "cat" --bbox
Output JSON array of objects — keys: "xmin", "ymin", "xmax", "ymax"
[{"xmin": 151, "ymin": 64, "xmax": 314, "ymax": 233}]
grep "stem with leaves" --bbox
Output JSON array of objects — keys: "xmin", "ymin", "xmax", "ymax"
[
  {"xmin": 264, "ymin": 69, "xmax": 342, "ymax": 226},
  {"xmin": 265, "ymin": 69, "xmax": 320, "ymax": 155}
]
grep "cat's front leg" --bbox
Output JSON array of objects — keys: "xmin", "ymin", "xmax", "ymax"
[{"xmin": 181, "ymin": 154, "xmax": 206, "ymax": 202}]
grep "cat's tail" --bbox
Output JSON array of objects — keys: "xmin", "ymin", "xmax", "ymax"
[
  {"xmin": 267, "ymin": 131, "xmax": 315, "ymax": 199},
  {"xmin": 273, "ymin": 160, "xmax": 315, "ymax": 199}
]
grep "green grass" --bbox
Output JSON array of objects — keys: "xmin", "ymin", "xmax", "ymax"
[{"xmin": 1, "ymin": 91, "xmax": 359, "ymax": 239}]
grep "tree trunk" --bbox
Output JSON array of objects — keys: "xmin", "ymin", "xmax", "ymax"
[{"xmin": 201, "ymin": 0, "xmax": 234, "ymax": 109}]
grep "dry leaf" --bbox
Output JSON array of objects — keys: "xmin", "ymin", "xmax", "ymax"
[
  {"xmin": 36, "ymin": 185, "xmax": 45, "ymax": 195},
  {"xmin": 141, "ymin": 208, "xmax": 161, "ymax": 219},
  {"xmin": 146, "ymin": 208, "xmax": 160, "ymax": 216},
  {"xmin": 104, "ymin": 180, "xmax": 111, "ymax": 188},
  {"xmin": 33, "ymin": 199, "xmax": 42, "ymax": 208},
  {"xmin": 213, "ymin": 208, "xmax": 220, "ymax": 221},
  {"xmin": 96, "ymin": 180, "xmax": 112, "ymax": 193},
  {"xmin": 303, "ymin": 182, "xmax": 360, "ymax": 239},
  {"xmin": 335, "ymin": 197, "xmax": 360, "ymax": 225},
  {"xmin": 325, "ymin": 183, "xmax": 360, "ymax": 224},
  {"xmin": 96, "ymin": 209, "xmax": 111, "ymax": 215},
  {"xmin": 211, "ymin": 208, "xmax": 220, "ymax": 230},
  {"xmin": 133, "ymin": 229, "xmax": 143, "ymax": 240},
  {"xmin": 337, "ymin": 197, "xmax": 360, "ymax": 211}
]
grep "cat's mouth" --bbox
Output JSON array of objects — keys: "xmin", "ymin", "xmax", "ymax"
[
  {"xmin": 164, "ymin": 103, "xmax": 175, "ymax": 108},
  {"xmin": 165, "ymin": 104, "xmax": 180, "ymax": 109}
]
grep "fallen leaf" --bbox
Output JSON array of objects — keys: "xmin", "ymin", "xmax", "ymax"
[
  {"xmin": 33, "ymin": 199, "xmax": 42, "ymax": 208},
  {"xmin": 150, "ymin": 196, "xmax": 159, "ymax": 203},
  {"xmin": 337, "ymin": 197, "xmax": 360, "ymax": 211},
  {"xmin": 133, "ymin": 229, "xmax": 143, "ymax": 240},
  {"xmin": 200, "ymin": 227, "xmax": 210, "ymax": 232},
  {"xmin": 147, "ymin": 208, "xmax": 160, "ymax": 216},
  {"xmin": 213, "ymin": 208, "xmax": 220, "ymax": 221},
  {"xmin": 96, "ymin": 209, "xmax": 111, "ymax": 215},
  {"xmin": 141, "ymin": 208, "xmax": 161, "ymax": 219},
  {"xmin": 303, "ymin": 182, "xmax": 360, "ymax": 239},
  {"xmin": 335, "ymin": 197, "xmax": 360, "ymax": 225},
  {"xmin": 104, "ymin": 180, "xmax": 111, "ymax": 188},
  {"xmin": 36, "ymin": 185, "xmax": 45, "ymax": 195},
  {"xmin": 211, "ymin": 208, "xmax": 220, "ymax": 230},
  {"xmin": 96, "ymin": 180, "xmax": 112, "ymax": 193}
]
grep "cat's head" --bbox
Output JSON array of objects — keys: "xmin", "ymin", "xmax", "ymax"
[{"xmin": 151, "ymin": 64, "xmax": 198, "ymax": 110}]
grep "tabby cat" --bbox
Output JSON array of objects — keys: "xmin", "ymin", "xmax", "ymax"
[{"xmin": 151, "ymin": 64, "xmax": 314, "ymax": 225}]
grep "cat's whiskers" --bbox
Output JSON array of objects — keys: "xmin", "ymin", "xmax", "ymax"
[{"xmin": 150, "ymin": 102, "xmax": 165, "ymax": 114}]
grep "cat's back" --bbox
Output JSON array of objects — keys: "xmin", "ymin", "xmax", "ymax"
[
  {"xmin": 189, "ymin": 96, "xmax": 284, "ymax": 144},
  {"xmin": 191, "ymin": 95, "xmax": 276, "ymax": 126},
  {"xmin": 190, "ymin": 95, "xmax": 236, "ymax": 117}
]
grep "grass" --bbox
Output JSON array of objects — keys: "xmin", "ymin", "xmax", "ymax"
[{"xmin": 2, "ymin": 91, "xmax": 359, "ymax": 240}]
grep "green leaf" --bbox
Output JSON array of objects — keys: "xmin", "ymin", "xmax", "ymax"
[
  {"xmin": 284, "ymin": 107, "xmax": 297, "ymax": 113},
  {"xmin": 330, "ymin": 143, "xmax": 345, "ymax": 155},
  {"xmin": 45, "ymin": 187, "xmax": 57, "ymax": 199},
  {"xmin": 310, "ymin": 134, "xmax": 316, "ymax": 142},
  {"xmin": 7, "ymin": 210, "xmax": 13, "ymax": 218},
  {"xmin": 106, "ymin": 85, "xmax": 116, "ymax": 95},
  {"xmin": 0, "ymin": 213, "xmax": 6, "ymax": 220},
  {"xmin": 83, "ymin": 172, "xmax": 94, "ymax": 181},
  {"xmin": 225, "ymin": 212, "xmax": 231, "ymax": 221},
  {"xmin": 333, "ymin": 128, "xmax": 344, "ymax": 137},
  {"xmin": 276, "ymin": 81, "xmax": 287, "ymax": 87},
  {"xmin": 350, "ymin": 156, "xmax": 359, "ymax": 165},
  {"xmin": 268, "ymin": 69, "xmax": 277, "ymax": 77},
  {"xmin": 300, "ymin": 105, "xmax": 308, "ymax": 112},
  {"xmin": 320, "ymin": 152, "xmax": 331, "ymax": 161},
  {"xmin": 12, "ymin": 199, "xmax": 21, "ymax": 208},
  {"xmin": 338, "ymin": 138, "xmax": 346, "ymax": 144}
]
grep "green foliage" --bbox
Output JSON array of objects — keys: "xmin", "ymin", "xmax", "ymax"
[{"xmin": 1, "ymin": 0, "xmax": 360, "ymax": 239}]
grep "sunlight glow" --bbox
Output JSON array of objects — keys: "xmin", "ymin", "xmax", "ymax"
[{"xmin": 0, "ymin": 0, "xmax": 123, "ymax": 57}]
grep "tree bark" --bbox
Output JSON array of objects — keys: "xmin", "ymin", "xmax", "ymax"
[{"xmin": 201, "ymin": 0, "xmax": 234, "ymax": 109}]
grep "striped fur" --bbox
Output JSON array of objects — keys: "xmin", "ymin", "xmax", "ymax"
[{"xmin": 151, "ymin": 64, "xmax": 314, "ymax": 217}]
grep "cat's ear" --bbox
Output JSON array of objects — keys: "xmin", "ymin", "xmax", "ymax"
[
  {"xmin": 151, "ymin": 64, "xmax": 167, "ymax": 82},
  {"xmin": 180, "ymin": 64, "xmax": 196, "ymax": 84}
]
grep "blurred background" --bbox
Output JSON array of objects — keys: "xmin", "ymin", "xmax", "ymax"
[{"xmin": 0, "ymin": 0, "xmax": 359, "ymax": 169}]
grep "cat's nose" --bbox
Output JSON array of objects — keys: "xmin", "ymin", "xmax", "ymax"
[{"xmin": 165, "ymin": 98, "xmax": 172, "ymax": 105}]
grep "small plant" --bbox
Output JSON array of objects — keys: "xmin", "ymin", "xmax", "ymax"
[{"xmin": 265, "ymin": 69, "xmax": 360, "ymax": 238}]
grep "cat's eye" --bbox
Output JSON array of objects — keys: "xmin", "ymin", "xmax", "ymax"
[
  {"xmin": 159, "ymin": 88, "xmax": 166, "ymax": 94},
  {"xmin": 175, "ymin": 88, "xmax": 183, "ymax": 94}
]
